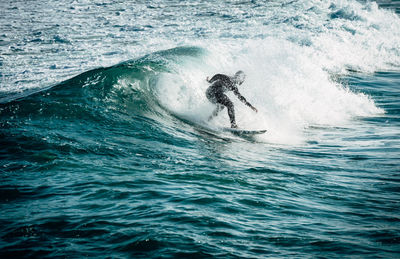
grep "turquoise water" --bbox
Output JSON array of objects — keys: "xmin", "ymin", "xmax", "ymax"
[{"xmin": 1, "ymin": 1, "xmax": 400, "ymax": 258}]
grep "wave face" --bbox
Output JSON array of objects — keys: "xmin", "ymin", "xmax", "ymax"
[
  {"xmin": 0, "ymin": 43, "xmax": 383, "ymax": 144},
  {"xmin": 1, "ymin": 1, "xmax": 400, "ymax": 258}
]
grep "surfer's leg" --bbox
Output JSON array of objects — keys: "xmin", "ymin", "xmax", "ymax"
[
  {"xmin": 208, "ymin": 104, "xmax": 224, "ymax": 121},
  {"xmin": 227, "ymin": 105, "xmax": 237, "ymax": 128},
  {"xmin": 218, "ymin": 94, "xmax": 237, "ymax": 128},
  {"xmin": 213, "ymin": 104, "xmax": 224, "ymax": 116}
]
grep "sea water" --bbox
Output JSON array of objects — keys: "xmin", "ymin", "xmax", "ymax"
[{"xmin": 1, "ymin": 0, "xmax": 399, "ymax": 258}]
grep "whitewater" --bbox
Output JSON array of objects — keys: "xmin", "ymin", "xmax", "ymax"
[{"xmin": 1, "ymin": 0, "xmax": 399, "ymax": 258}]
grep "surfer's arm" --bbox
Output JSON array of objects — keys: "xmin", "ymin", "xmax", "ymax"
[{"xmin": 233, "ymin": 88, "xmax": 258, "ymax": 112}]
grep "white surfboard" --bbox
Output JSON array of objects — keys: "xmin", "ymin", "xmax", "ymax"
[{"xmin": 223, "ymin": 128, "xmax": 267, "ymax": 135}]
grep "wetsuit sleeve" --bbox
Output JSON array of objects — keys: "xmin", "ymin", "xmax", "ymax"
[{"xmin": 233, "ymin": 87, "xmax": 254, "ymax": 108}]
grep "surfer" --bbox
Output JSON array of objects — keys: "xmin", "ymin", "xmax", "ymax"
[{"xmin": 206, "ymin": 71, "xmax": 258, "ymax": 128}]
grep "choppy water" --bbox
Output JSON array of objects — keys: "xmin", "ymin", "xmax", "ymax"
[{"xmin": 1, "ymin": 0, "xmax": 400, "ymax": 258}]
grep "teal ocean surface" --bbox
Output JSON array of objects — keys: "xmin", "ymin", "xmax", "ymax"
[{"xmin": 1, "ymin": 0, "xmax": 399, "ymax": 258}]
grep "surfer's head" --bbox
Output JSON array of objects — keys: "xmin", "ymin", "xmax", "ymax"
[{"xmin": 233, "ymin": 70, "xmax": 246, "ymax": 85}]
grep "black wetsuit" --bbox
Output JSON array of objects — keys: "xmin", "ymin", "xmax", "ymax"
[{"xmin": 206, "ymin": 74, "xmax": 254, "ymax": 128}]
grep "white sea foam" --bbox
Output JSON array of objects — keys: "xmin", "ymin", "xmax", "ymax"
[
  {"xmin": 153, "ymin": 0, "xmax": 399, "ymax": 144},
  {"xmin": 1, "ymin": 0, "xmax": 399, "ymax": 96},
  {"xmin": 156, "ymin": 37, "xmax": 384, "ymax": 144},
  {"xmin": 1, "ymin": 0, "xmax": 398, "ymax": 145}
]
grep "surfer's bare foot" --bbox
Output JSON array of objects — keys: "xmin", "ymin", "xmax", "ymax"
[{"xmin": 231, "ymin": 123, "xmax": 238, "ymax": 128}]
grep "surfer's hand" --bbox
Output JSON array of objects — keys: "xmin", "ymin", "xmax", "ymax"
[
  {"xmin": 252, "ymin": 107, "xmax": 258, "ymax": 113},
  {"xmin": 206, "ymin": 76, "xmax": 210, "ymax": 82}
]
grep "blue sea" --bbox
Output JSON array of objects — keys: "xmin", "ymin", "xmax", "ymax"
[{"xmin": 1, "ymin": 0, "xmax": 399, "ymax": 258}]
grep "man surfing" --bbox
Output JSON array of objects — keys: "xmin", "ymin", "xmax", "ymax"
[{"xmin": 206, "ymin": 71, "xmax": 258, "ymax": 128}]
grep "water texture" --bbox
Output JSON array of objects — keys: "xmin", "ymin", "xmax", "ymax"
[{"xmin": 1, "ymin": 0, "xmax": 400, "ymax": 258}]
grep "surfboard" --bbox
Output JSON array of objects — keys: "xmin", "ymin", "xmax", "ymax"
[
  {"xmin": 223, "ymin": 128, "xmax": 267, "ymax": 135},
  {"xmin": 168, "ymin": 112, "xmax": 266, "ymax": 138}
]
